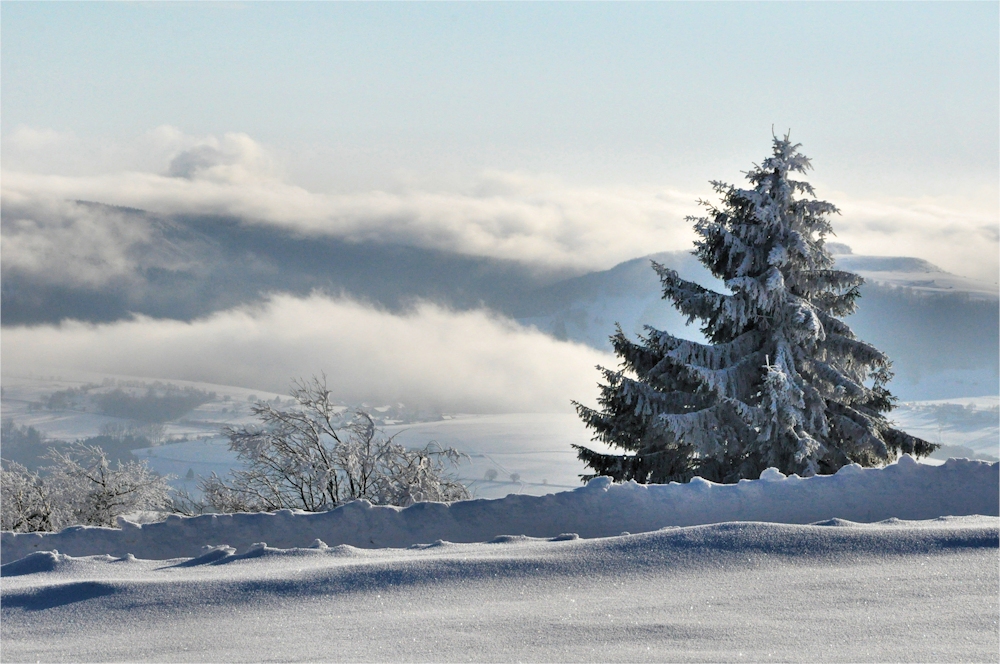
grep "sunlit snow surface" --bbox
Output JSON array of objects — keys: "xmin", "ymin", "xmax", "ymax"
[
  {"xmin": 3, "ymin": 459, "xmax": 999, "ymax": 662},
  {"xmin": 4, "ymin": 457, "xmax": 997, "ymax": 563},
  {"xmin": 3, "ymin": 518, "xmax": 998, "ymax": 662}
]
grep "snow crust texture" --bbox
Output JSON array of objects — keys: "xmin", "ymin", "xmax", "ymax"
[
  {"xmin": 2, "ymin": 518, "xmax": 997, "ymax": 662},
  {"xmin": 2, "ymin": 456, "xmax": 996, "ymax": 563}
]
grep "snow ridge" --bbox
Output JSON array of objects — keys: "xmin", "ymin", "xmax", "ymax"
[{"xmin": 2, "ymin": 456, "xmax": 996, "ymax": 564}]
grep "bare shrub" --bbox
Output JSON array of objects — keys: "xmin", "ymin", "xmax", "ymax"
[
  {"xmin": 201, "ymin": 377, "xmax": 470, "ymax": 512},
  {"xmin": 1, "ymin": 460, "xmax": 54, "ymax": 532},
  {"xmin": 1, "ymin": 444, "xmax": 173, "ymax": 532}
]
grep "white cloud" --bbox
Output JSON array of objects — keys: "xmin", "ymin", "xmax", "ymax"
[
  {"xmin": 832, "ymin": 193, "xmax": 999, "ymax": 283},
  {"xmin": 0, "ymin": 294, "xmax": 613, "ymax": 414},
  {"xmin": 0, "ymin": 125, "xmax": 277, "ymax": 183},
  {"xmin": 2, "ymin": 127, "xmax": 995, "ymax": 282},
  {"xmin": 0, "ymin": 196, "xmax": 154, "ymax": 288},
  {"xmin": 0, "ymin": 171, "xmax": 701, "ymax": 274},
  {"xmin": 6, "ymin": 125, "xmax": 78, "ymax": 151},
  {"xmin": 165, "ymin": 132, "xmax": 278, "ymax": 183}
]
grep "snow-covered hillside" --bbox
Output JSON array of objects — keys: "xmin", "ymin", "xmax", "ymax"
[
  {"xmin": 4, "ymin": 381, "xmax": 997, "ymax": 661},
  {"xmin": 894, "ymin": 396, "xmax": 1000, "ymax": 463},
  {"xmin": 833, "ymin": 253, "xmax": 999, "ymax": 298}
]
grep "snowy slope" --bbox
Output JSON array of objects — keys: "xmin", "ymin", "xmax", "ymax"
[
  {"xmin": 2, "ymin": 518, "xmax": 997, "ymax": 662},
  {"xmin": 131, "ymin": 414, "xmax": 612, "ymax": 501},
  {"xmin": 833, "ymin": 253, "xmax": 999, "ymax": 298},
  {"xmin": 514, "ymin": 250, "xmax": 715, "ymax": 348},
  {"xmin": 0, "ymin": 374, "xmax": 279, "ymax": 443},
  {"xmin": 382, "ymin": 414, "xmax": 615, "ymax": 498},
  {"xmin": 894, "ymin": 396, "xmax": 1000, "ymax": 462}
]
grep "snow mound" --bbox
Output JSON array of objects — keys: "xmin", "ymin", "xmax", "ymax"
[
  {"xmin": 0, "ymin": 550, "xmax": 70, "ymax": 577},
  {"xmin": 2, "ymin": 457, "xmax": 996, "ymax": 563}
]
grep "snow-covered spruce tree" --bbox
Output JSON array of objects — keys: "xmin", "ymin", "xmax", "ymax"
[{"xmin": 573, "ymin": 135, "xmax": 936, "ymax": 483}]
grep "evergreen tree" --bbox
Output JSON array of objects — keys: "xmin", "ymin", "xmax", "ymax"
[{"xmin": 574, "ymin": 135, "xmax": 936, "ymax": 483}]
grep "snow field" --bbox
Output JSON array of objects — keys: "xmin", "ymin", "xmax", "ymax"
[{"xmin": 2, "ymin": 517, "xmax": 997, "ymax": 662}]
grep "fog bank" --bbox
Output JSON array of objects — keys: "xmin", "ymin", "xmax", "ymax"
[{"xmin": 0, "ymin": 294, "xmax": 612, "ymax": 414}]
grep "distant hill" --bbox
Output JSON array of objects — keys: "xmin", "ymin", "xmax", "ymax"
[
  {"xmin": 512, "ymin": 251, "xmax": 998, "ymax": 401},
  {"xmin": 0, "ymin": 203, "xmax": 575, "ymax": 326},
  {"xmin": 2, "ymin": 203, "xmax": 995, "ymax": 400}
]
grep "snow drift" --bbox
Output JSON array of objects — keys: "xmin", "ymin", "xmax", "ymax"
[
  {"xmin": 2, "ymin": 456, "xmax": 996, "ymax": 564},
  {"xmin": 4, "ymin": 518, "xmax": 997, "ymax": 662}
]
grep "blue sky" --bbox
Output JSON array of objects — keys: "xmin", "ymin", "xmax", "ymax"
[{"xmin": 4, "ymin": 2, "xmax": 996, "ymax": 192}]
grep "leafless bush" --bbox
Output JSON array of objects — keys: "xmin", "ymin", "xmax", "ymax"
[
  {"xmin": 1, "ymin": 460, "xmax": 54, "ymax": 532},
  {"xmin": 201, "ymin": 377, "xmax": 470, "ymax": 512},
  {"xmin": 1, "ymin": 444, "xmax": 173, "ymax": 532}
]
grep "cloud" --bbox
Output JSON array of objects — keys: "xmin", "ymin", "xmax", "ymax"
[
  {"xmin": 166, "ymin": 132, "xmax": 277, "ymax": 182},
  {"xmin": 0, "ymin": 294, "xmax": 613, "ymax": 414},
  {"xmin": 6, "ymin": 126, "xmax": 78, "ymax": 151},
  {"xmin": 1, "ymin": 128, "xmax": 703, "ymax": 274},
  {"xmin": 0, "ymin": 194, "xmax": 213, "ymax": 292},
  {"xmin": 0, "ymin": 168, "xmax": 702, "ymax": 271},
  {"xmin": 2, "ymin": 127, "xmax": 995, "ymax": 283},
  {"xmin": 832, "ymin": 194, "xmax": 999, "ymax": 283},
  {"xmin": 0, "ymin": 196, "xmax": 155, "ymax": 288},
  {"xmin": 2, "ymin": 125, "xmax": 160, "ymax": 177}
]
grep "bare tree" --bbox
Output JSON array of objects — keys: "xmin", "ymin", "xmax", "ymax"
[
  {"xmin": 100, "ymin": 421, "xmax": 166, "ymax": 446},
  {"xmin": 201, "ymin": 377, "xmax": 469, "ymax": 512}
]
